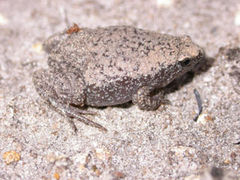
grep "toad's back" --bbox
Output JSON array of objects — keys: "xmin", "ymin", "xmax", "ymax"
[
  {"xmin": 47, "ymin": 26, "xmax": 185, "ymax": 82},
  {"xmin": 66, "ymin": 26, "xmax": 182, "ymax": 86}
]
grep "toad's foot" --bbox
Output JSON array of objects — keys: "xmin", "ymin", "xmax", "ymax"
[
  {"xmin": 132, "ymin": 86, "xmax": 167, "ymax": 111},
  {"xmin": 48, "ymin": 98, "xmax": 107, "ymax": 132}
]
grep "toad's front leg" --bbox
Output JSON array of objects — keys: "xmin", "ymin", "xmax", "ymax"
[
  {"xmin": 132, "ymin": 86, "xmax": 167, "ymax": 111},
  {"xmin": 32, "ymin": 69, "xmax": 107, "ymax": 132}
]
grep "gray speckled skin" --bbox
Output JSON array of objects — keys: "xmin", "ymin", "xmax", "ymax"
[{"xmin": 33, "ymin": 25, "xmax": 203, "ymax": 131}]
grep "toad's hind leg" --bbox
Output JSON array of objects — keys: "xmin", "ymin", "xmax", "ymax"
[
  {"xmin": 132, "ymin": 86, "xmax": 167, "ymax": 111},
  {"xmin": 33, "ymin": 69, "xmax": 107, "ymax": 132},
  {"xmin": 48, "ymin": 98, "xmax": 107, "ymax": 132}
]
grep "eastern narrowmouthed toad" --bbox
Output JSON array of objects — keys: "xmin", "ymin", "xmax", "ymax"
[{"xmin": 33, "ymin": 25, "xmax": 204, "ymax": 132}]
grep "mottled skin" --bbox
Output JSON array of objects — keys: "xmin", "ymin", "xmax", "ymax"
[{"xmin": 33, "ymin": 25, "xmax": 204, "ymax": 132}]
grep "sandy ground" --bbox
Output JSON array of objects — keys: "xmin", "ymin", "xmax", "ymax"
[{"xmin": 0, "ymin": 0, "xmax": 240, "ymax": 179}]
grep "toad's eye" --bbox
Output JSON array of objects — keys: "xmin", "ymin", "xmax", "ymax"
[{"xmin": 180, "ymin": 58, "xmax": 191, "ymax": 67}]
